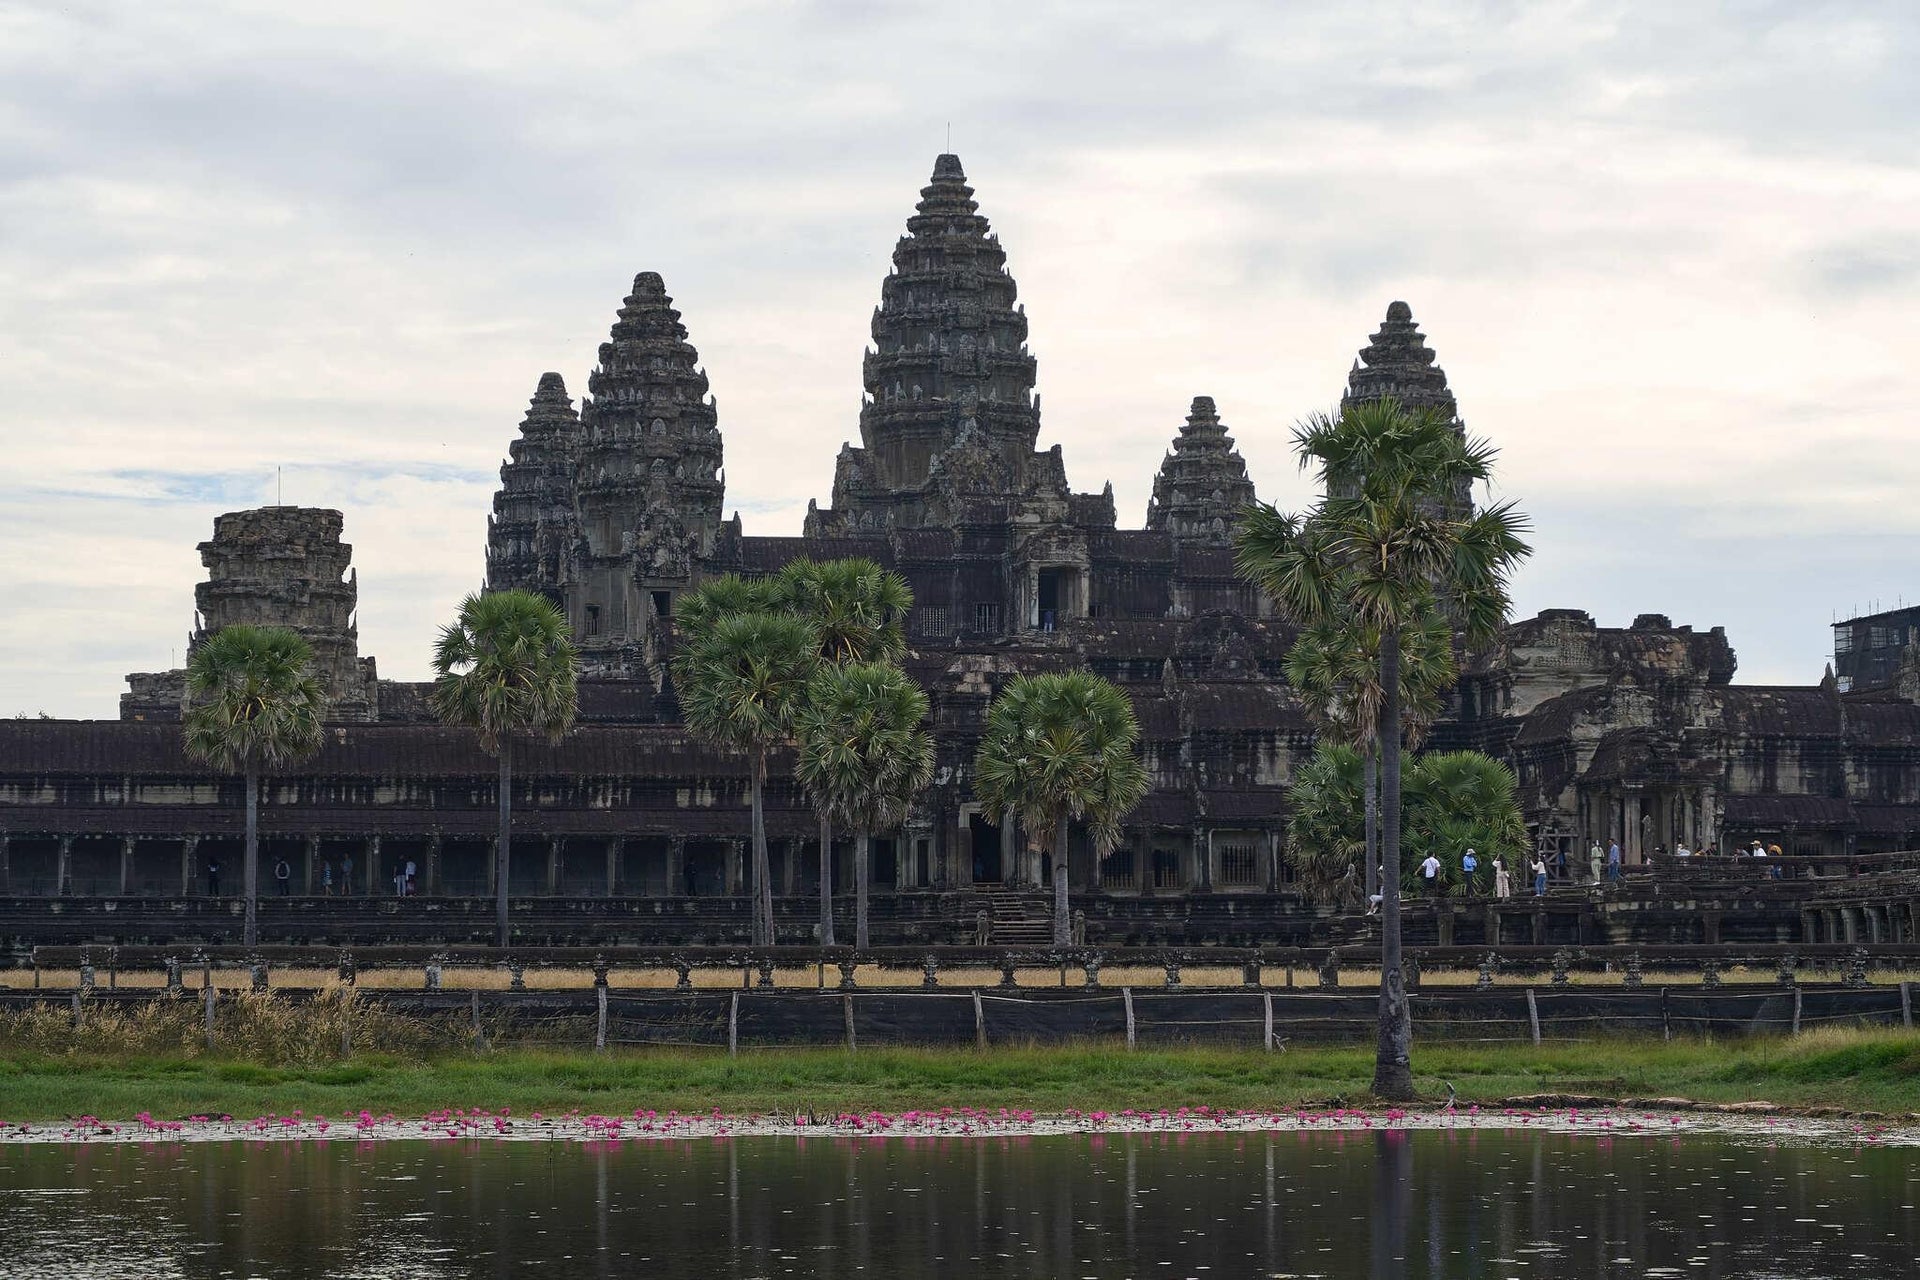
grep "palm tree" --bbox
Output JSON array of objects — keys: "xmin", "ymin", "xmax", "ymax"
[
  {"xmin": 1236, "ymin": 398, "xmax": 1529, "ymax": 1101},
  {"xmin": 182, "ymin": 625, "xmax": 328, "ymax": 949},
  {"xmin": 974, "ymin": 672, "xmax": 1150, "ymax": 948},
  {"xmin": 429, "ymin": 590, "xmax": 578, "ymax": 948},
  {"xmin": 794, "ymin": 662, "xmax": 933, "ymax": 949},
  {"xmin": 1402, "ymin": 751, "xmax": 1528, "ymax": 895},
  {"xmin": 1285, "ymin": 614, "xmax": 1455, "ymax": 901},
  {"xmin": 672, "ymin": 601, "xmax": 819, "ymax": 946},
  {"xmin": 775, "ymin": 558, "xmax": 914, "ymax": 945}
]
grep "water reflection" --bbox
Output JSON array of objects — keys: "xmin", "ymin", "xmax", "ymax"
[{"xmin": 0, "ymin": 1128, "xmax": 1913, "ymax": 1277}]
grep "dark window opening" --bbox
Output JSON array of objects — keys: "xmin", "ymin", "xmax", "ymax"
[
  {"xmin": 973, "ymin": 602, "xmax": 1002, "ymax": 634},
  {"xmin": 585, "ymin": 604, "xmax": 601, "ymax": 636},
  {"xmin": 1037, "ymin": 569, "xmax": 1063, "ymax": 632},
  {"xmin": 652, "ymin": 591, "xmax": 672, "ymax": 618}
]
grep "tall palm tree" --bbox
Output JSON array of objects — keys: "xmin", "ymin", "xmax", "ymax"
[
  {"xmin": 1285, "ymin": 613, "xmax": 1455, "ymax": 900},
  {"xmin": 775, "ymin": 558, "xmax": 914, "ymax": 945},
  {"xmin": 430, "ymin": 590, "xmax": 578, "ymax": 948},
  {"xmin": 182, "ymin": 625, "xmax": 328, "ymax": 949},
  {"xmin": 673, "ymin": 601, "xmax": 819, "ymax": 946},
  {"xmin": 974, "ymin": 672, "xmax": 1150, "ymax": 948},
  {"xmin": 1236, "ymin": 398, "xmax": 1529, "ymax": 1101},
  {"xmin": 794, "ymin": 662, "xmax": 933, "ymax": 949}
]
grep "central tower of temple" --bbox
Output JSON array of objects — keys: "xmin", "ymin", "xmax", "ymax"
[{"xmin": 807, "ymin": 154, "xmax": 1099, "ymax": 534}]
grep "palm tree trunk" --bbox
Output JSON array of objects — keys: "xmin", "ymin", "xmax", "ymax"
[
  {"xmin": 855, "ymin": 831, "xmax": 871, "ymax": 951},
  {"xmin": 243, "ymin": 765, "xmax": 259, "ymax": 950},
  {"xmin": 1373, "ymin": 626, "xmax": 1415, "ymax": 1101},
  {"xmin": 496, "ymin": 745, "xmax": 512, "ymax": 948},
  {"xmin": 1052, "ymin": 815, "xmax": 1071, "ymax": 949},
  {"xmin": 818, "ymin": 811, "xmax": 835, "ymax": 947},
  {"xmin": 1363, "ymin": 740, "xmax": 1379, "ymax": 901},
  {"xmin": 751, "ymin": 752, "xmax": 772, "ymax": 947}
]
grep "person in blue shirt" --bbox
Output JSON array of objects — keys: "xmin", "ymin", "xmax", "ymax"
[
  {"xmin": 1606, "ymin": 841, "xmax": 1623, "ymax": 883},
  {"xmin": 1461, "ymin": 848, "xmax": 1478, "ymax": 897}
]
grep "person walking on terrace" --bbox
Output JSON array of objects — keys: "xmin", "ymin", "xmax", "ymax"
[
  {"xmin": 273, "ymin": 857, "xmax": 291, "ymax": 897},
  {"xmin": 1606, "ymin": 841, "xmax": 1623, "ymax": 884},
  {"xmin": 1588, "ymin": 840, "xmax": 1604, "ymax": 885},
  {"xmin": 205, "ymin": 856, "xmax": 221, "ymax": 897},
  {"xmin": 1461, "ymin": 847, "xmax": 1479, "ymax": 897},
  {"xmin": 321, "ymin": 859, "xmax": 333, "ymax": 896},
  {"xmin": 1531, "ymin": 856, "xmax": 1548, "ymax": 896},
  {"xmin": 1493, "ymin": 856, "xmax": 1511, "ymax": 899},
  {"xmin": 1420, "ymin": 853, "xmax": 1442, "ymax": 899}
]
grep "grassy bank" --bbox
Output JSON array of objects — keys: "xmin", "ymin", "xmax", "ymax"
[{"xmin": 0, "ymin": 1028, "xmax": 1915, "ymax": 1123}]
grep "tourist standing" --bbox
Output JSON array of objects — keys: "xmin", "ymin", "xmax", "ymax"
[
  {"xmin": 393, "ymin": 861, "xmax": 407, "ymax": 897},
  {"xmin": 404, "ymin": 858, "xmax": 418, "ymax": 896},
  {"xmin": 205, "ymin": 856, "xmax": 221, "ymax": 897},
  {"xmin": 1588, "ymin": 840, "xmax": 1604, "ymax": 884},
  {"xmin": 1606, "ymin": 841, "xmax": 1622, "ymax": 884},
  {"xmin": 1531, "ymin": 856, "xmax": 1548, "ymax": 896},
  {"xmin": 1420, "ymin": 853, "xmax": 1442, "ymax": 899},
  {"xmin": 1493, "ymin": 857, "xmax": 1511, "ymax": 899},
  {"xmin": 273, "ymin": 857, "xmax": 292, "ymax": 896},
  {"xmin": 321, "ymin": 860, "xmax": 333, "ymax": 896},
  {"xmin": 341, "ymin": 851, "xmax": 354, "ymax": 895},
  {"xmin": 1461, "ymin": 847, "xmax": 1478, "ymax": 897}
]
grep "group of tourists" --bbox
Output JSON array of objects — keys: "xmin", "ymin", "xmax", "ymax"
[{"xmin": 201, "ymin": 850, "xmax": 430, "ymax": 897}]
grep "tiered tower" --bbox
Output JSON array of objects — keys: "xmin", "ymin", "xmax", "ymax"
[
  {"xmin": 567, "ymin": 272, "xmax": 726, "ymax": 675},
  {"xmin": 124, "ymin": 507, "xmax": 380, "ymax": 721},
  {"xmin": 808, "ymin": 154, "xmax": 1091, "ymax": 532},
  {"xmin": 1144, "ymin": 396, "xmax": 1257, "ymax": 545},
  {"xmin": 486, "ymin": 372, "xmax": 582, "ymax": 600},
  {"xmin": 1341, "ymin": 300, "xmax": 1471, "ymax": 512}
]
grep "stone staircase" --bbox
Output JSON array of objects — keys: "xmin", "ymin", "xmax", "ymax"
[{"xmin": 983, "ymin": 890, "xmax": 1055, "ymax": 946}]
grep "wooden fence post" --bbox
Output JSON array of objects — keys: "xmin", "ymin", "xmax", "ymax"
[
  {"xmin": 1525, "ymin": 987, "xmax": 1541, "ymax": 1046},
  {"xmin": 1262, "ymin": 991, "xmax": 1274, "ymax": 1052},
  {"xmin": 203, "ymin": 984, "xmax": 216, "ymax": 1052},
  {"xmin": 595, "ymin": 983, "xmax": 608, "ymax": 1052},
  {"xmin": 1791, "ymin": 986, "xmax": 1803, "ymax": 1036},
  {"xmin": 471, "ymin": 989, "xmax": 484, "ymax": 1052},
  {"xmin": 972, "ymin": 989, "xmax": 986, "ymax": 1050},
  {"xmin": 1901, "ymin": 981, "xmax": 1913, "ymax": 1030},
  {"xmin": 1660, "ymin": 986, "xmax": 1671, "ymax": 1042},
  {"xmin": 843, "ymin": 993, "xmax": 856, "ymax": 1052},
  {"xmin": 1123, "ymin": 987, "xmax": 1136, "ymax": 1050},
  {"xmin": 728, "ymin": 990, "xmax": 739, "ymax": 1058}
]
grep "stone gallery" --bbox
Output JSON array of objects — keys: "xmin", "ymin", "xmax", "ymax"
[{"xmin": 5, "ymin": 156, "xmax": 1919, "ymax": 948}]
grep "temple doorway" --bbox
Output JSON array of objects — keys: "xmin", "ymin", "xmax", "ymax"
[{"xmin": 968, "ymin": 813, "xmax": 1003, "ymax": 884}]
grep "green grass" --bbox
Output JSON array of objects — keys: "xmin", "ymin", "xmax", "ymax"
[{"xmin": 0, "ymin": 1028, "xmax": 1916, "ymax": 1123}]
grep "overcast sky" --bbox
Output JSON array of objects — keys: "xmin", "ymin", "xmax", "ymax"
[{"xmin": 2, "ymin": 1, "xmax": 1915, "ymax": 718}]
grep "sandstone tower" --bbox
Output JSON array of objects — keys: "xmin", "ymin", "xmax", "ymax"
[
  {"xmin": 123, "ymin": 506, "xmax": 379, "ymax": 721},
  {"xmin": 1145, "ymin": 396, "xmax": 1257, "ymax": 545}
]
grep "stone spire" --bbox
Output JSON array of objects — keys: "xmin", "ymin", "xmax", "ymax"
[
  {"xmin": 125, "ymin": 507, "xmax": 381, "ymax": 721},
  {"xmin": 809, "ymin": 154, "xmax": 1066, "ymax": 531},
  {"xmin": 565, "ymin": 271, "xmax": 725, "ymax": 675},
  {"xmin": 1145, "ymin": 396, "xmax": 1257, "ymax": 545},
  {"xmin": 486, "ymin": 372, "xmax": 582, "ymax": 597},
  {"xmin": 1341, "ymin": 301, "xmax": 1471, "ymax": 512}
]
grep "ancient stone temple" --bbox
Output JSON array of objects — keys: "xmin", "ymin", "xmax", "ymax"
[
  {"xmin": 122, "ymin": 506, "xmax": 379, "ymax": 722},
  {"xmin": 1145, "ymin": 396, "xmax": 1257, "ymax": 545},
  {"xmin": 1, "ymin": 151, "xmax": 1915, "ymax": 950}
]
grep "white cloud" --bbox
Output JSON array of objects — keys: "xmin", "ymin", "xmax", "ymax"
[{"xmin": 1, "ymin": 0, "xmax": 1915, "ymax": 714}]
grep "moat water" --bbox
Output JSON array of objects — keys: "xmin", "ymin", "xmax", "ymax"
[{"xmin": 0, "ymin": 1129, "xmax": 1913, "ymax": 1278}]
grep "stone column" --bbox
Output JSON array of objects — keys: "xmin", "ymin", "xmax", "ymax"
[
  {"xmin": 1140, "ymin": 829, "xmax": 1155, "ymax": 897},
  {"xmin": 366, "ymin": 835, "xmax": 382, "ymax": 896},
  {"xmin": 303, "ymin": 835, "xmax": 319, "ymax": 894},
  {"xmin": 607, "ymin": 839, "xmax": 622, "ymax": 898},
  {"xmin": 56, "ymin": 835, "xmax": 71, "ymax": 897},
  {"xmin": 119, "ymin": 836, "xmax": 134, "ymax": 896},
  {"xmin": 486, "ymin": 838, "xmax": 499, "ymax": 896},
  {"xmin": 181, "ymin": 836, "xmax": 198, "ymax": 896},
  {"xmin": 668, "ymin": 836, "xmax": 687, "ymax": 896},
  {"xmin": 425, "ymin": 835, "xmax": 442, "ymax": 896},
  {"xmin": 546, "ymin": 837, "xmax": 562, "ymax": 896},
  {"xmin": 1194, "ymin": 828, "xmax": 1213, "ymax": 893},
  {"xmin": 782, "ymin": 837, "xmax": 799, "ymax": 896},
  {"xmin": 1264, "ymin": 830, "xmax": 1280, "ymax": 892},
  {"xmin": 725, "ymin": 839, "xmax": 744, "ymax": 896}
]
